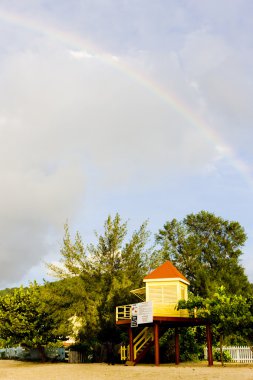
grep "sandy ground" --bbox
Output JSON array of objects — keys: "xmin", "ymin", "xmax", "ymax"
[{"xmin": 0, "ymin": 361, "xmax": 253, "ymax": 380}]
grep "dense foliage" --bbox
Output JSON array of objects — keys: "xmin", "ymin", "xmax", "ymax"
[
  {"xmin": 0, "ymin": 283, "xmax": 61, "ymax": 353},
  {"xmin": 178, "ymin": 286, "xmax": 253, "ymax": 364},
  {"xmin": 152, "ymin": 211, "xmax": 251, "ymax": 297}
]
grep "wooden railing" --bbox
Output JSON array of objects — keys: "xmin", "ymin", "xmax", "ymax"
[
  {"xmin": 116, "ymin": 303, "xmax": 189, "ymax": 321},
  {"xmin": 116, "ymin": 304, "xmax": 131, "ymax": 321},
  {"xmin": 120, "ymin": 345, "xmax": 129, "ymax": 361}
]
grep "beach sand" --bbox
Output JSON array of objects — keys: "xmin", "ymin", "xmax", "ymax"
[{"xmin": 0, "ymin": 361, "xmax": 252, "ymax": 380}]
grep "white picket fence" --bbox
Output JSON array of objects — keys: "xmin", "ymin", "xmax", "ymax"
[{"xmin": 204, "ymin": 346, "xmax": 253, "ymax": 363}]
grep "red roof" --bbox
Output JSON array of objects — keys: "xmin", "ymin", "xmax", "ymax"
[{"xmin": 144, "ymin": 261, "xmax": 189, "ymax": 284}]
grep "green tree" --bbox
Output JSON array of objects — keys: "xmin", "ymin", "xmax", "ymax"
[
  {"xmin": 153, "ymin": 211, "xmax": 251, "ymax": 297},
  {"xmin": 0, "ymin": 283, "xmax": 61, "ymax": 359},
  {"xmin": 179, "ymin": 287, "xmax": 253, "ymax": 365},
  {"xmin": 88, "ymin": 215, "xmax": 150, "ymax": 342},
  {"xmin": 46, "ymin": 223, "xmax": 101, "ymax": 342},
  {"xmin": 47, "ymin": 214, "xmax": 151, "ymax": 346}
]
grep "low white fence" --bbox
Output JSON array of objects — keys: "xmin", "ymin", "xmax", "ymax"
[{"xmin": 204, "ymin": 346, "xmax": 253, "ymax": 363}]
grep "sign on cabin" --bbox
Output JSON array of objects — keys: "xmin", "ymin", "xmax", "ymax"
[{"xmin": 131, "ymin": 301, "xmax": 153, "ymax": 327}]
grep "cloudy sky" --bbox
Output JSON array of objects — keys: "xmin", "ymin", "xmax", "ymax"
[{"xmin": 0, "ymin": 0, "xmax": 253, "ymax": 288}]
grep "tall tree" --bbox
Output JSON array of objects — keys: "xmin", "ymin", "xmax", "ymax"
[
  {"xmin": 88, "ymin": 215, "xmax": 150, "ymax": 341},
  {"xmin": 46, "ymin": 224, "xmax": 100, "ymax": 342},
  {"xmin": 47, "ymin": 214, "xmax": 151, "ymax": 344},
  {"xmin": 153, "ymin": 211, "xmax": 251, "ymax": 297}
]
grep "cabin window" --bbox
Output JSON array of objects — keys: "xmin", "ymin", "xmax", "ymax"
[{"xmin": 149, "ymin": 285, "xmax": 177, "ymax": 304}]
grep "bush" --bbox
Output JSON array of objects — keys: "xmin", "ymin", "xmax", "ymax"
[
  {"xmin": 158, "ymin": 327, "xmax": 205, "ymax": 363},
  {"xmin": 214, "ymin": 349, "xmax": 231, "ymax": 362}
]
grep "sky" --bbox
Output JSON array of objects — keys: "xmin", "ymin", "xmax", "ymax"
[{"xmin": 0, "ymin": 0, "xmax": 253, "ymax": 288}]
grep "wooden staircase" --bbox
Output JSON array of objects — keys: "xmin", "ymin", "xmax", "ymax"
[{"xmin": 120, "ymin": 327, "xmax": 154, "ymax": 365}]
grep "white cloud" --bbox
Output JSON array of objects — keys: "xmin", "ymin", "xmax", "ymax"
[{"xmin": 69, "ymin": 50, "xmax": 95, "ymax": 59}]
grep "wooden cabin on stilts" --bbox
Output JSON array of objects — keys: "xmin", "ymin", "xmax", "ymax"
[{"xmin": 116, "ymin": 261, "xmax": 213, "ymax": 366}]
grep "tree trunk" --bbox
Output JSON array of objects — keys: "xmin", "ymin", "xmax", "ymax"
[{"xmin": 38, "ymin": 345, "xmax": 46, "ymax": 362}]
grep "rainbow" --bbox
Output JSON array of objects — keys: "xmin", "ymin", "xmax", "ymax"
[{"xmin": 0, "ymin": 6, "xmax": 252, "ymax": 188}]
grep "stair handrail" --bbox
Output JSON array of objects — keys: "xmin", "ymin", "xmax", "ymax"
[
  {"xmin": 120, "ymin": 327, "xmax": 154, "ymax": 361},
  {"xmin": 133, "ymin": 326, "xmax": 149, "ymax": 344},
  {"xmin": 133, "ymin": 327, "xmax": 154, "ymax": 360}
]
